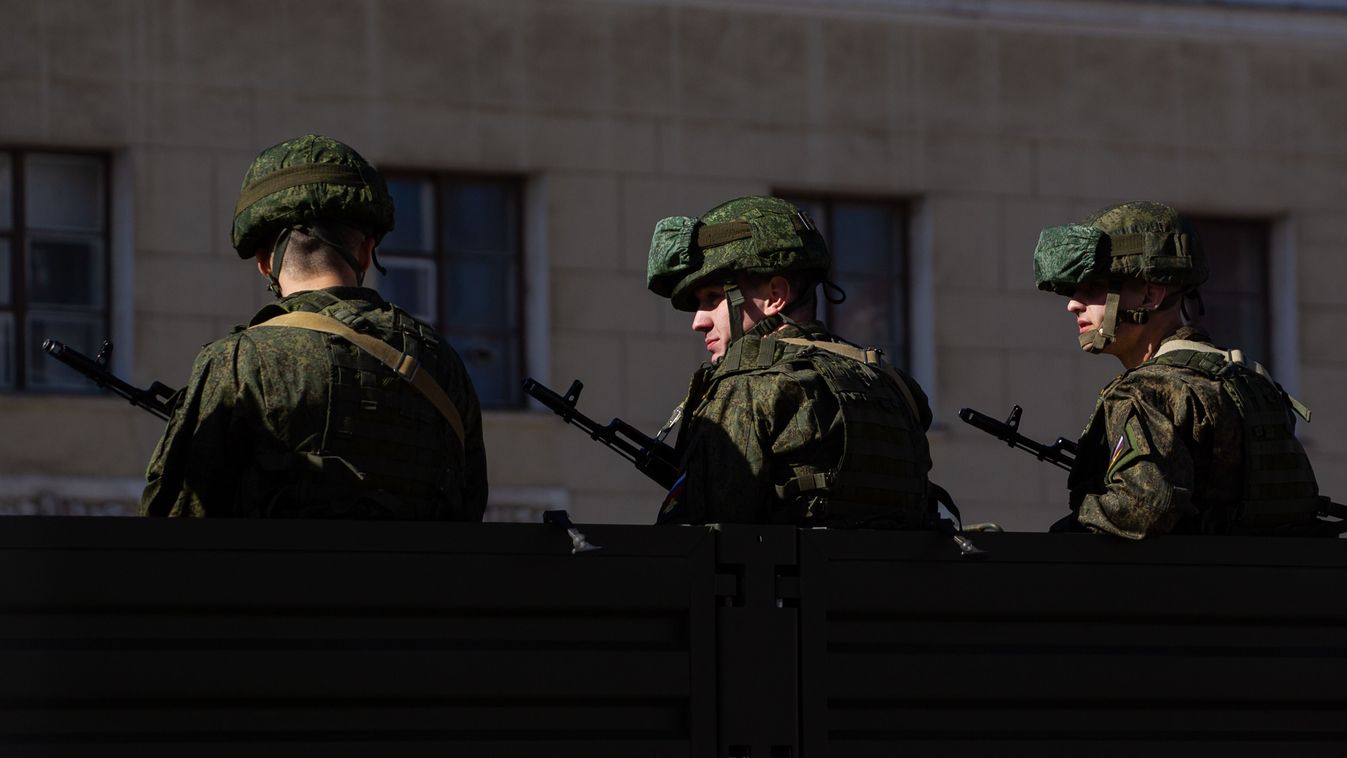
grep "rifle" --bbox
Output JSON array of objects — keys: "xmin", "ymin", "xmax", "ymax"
[
  {"xmin": 958, "ymin": 405, "xmax": 1077, "ymax": 472},
  {"xmin": 42, "ymin": 339, "xmax": 177, "ymax": 422},
  {"xmin": 522, "ymin": 378, "xmax": 681, "ymax": 490}
]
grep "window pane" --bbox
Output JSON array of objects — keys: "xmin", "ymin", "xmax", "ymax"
[
  {"xmin": 27, "ymin": 311, "xmax": 102, "ymax": 390},
  {"xmin": 1192, "ymin": 219, "xmax": 1265, "ymax": 295},
  {"xmin": 377, "ymin": 255, "xmax": 437, "ymax": 322},
  {"xmin": 831, "ymin": 203, "xmax": 897, "ymax": 274},
  {"xmin": 832, "ymin": 271, "xmax": 907, "ymax": 367},
  {"xmin": 0, "ymin": 154, "xmax": 12, "ymax": 231},
  {"xmin": 382, "ymin": 178, "xmax": 434, "ymax": 254},
  {"xmin": 0, "ymin": 238, "xmax": 10, "ymax": 306},
  {"xmin": 449, "ymin": 333, "xmax": 519, "ymax": 407},
  {"xmin": 28, "ymin": 237, "xmax": 105, "ymax": 308},
  {"xmin": 1187, "ymin": 217, "xmax": 1270, "ymax": 365},
  {"xmin": 0, "ymin": 313, "xmax": 12, "ymax": 389},
  {"xmin": 442, "ymin": 181, "xmax": 516, "ymax": 255},
  {"xmin": 25, "ymin": 154, "xmax": 105, "ymax": 232},
  {"xmin": 443, "ymin": 258, "xmax": 515, "ymax": 329},
  {"xmin": 1203, "ymin": 292, "xmax": 1269, "ymax": 365}
]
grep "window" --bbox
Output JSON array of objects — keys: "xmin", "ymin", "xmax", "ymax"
[
  {"xmin": 783, "ymin": 196, "xmax": 911, "ymax": 369},
  {"xmin": 0, "ymin": 150, "xmax": 110, "ymax": 391},
  {"xmin": 1185, "ymin": 216, "xmax": 1270, "ymax": 365},
  {"xmin": 377, "ymin": 174, "xmax": 524, "ymax": 408}
]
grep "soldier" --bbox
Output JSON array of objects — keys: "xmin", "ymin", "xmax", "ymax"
[
  {"xmin": 1033, "ymin": 200, "xmax": 1329, "ymax": 538},
  {"xmin": 141, "ymin": 135, "xmax": 488, "ymax": 519},
  {"xmin": 646, "ymin": 195, "xmax": 936, "ymax": 527}
]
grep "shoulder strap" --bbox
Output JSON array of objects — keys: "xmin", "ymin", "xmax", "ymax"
[
  {"xmin": 1155, "ymin": 338, "xmax": 1225, "ymax": 358},
  {"xmin": 780, "ymin": 337, "xmax": 922, "ymax": 423},
  {"xmin": 1152, "ymin": 340, "xmax": 1311, "ymax": 421},
  {"xmin": 251, "ymin": 311, "xmax": 466, "ymax": 446}
]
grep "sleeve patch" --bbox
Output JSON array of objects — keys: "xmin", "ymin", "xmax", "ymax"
[{"xmin": 1105, "ymin": 414, "xmax": 1151, "ymax": 482}]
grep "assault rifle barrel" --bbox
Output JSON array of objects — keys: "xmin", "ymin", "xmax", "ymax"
[
  {"xmin": 42, "ymin": 339, "xmax": 175, "ymax": 421},
  {"xmin": 958, "ymin": 405, "xmax": 1077, "ymax": 472}
]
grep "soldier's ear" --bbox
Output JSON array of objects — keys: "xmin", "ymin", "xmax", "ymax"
[
  {"xmin": 357, "ymin": 236, "xmax": 376, "ymax": 272},
  {"xmin": 1142, "ymin": 282, "xmax": 1170, "ymax": 310},
  {"xmin": 255, "ymin": 249, "xmax": 272, "ymax": 277},
  {"xmin": 765, "ymin": 275, "xmax": 792, "ymax": 313}
]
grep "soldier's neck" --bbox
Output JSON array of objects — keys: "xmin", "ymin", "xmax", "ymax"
[
  {"xmin": 275, "ymin": 272, "xmax": 359, "ymax": 297},
  {"xmin": 1114, "ymin": 318, "xmax": 1184, "ymax": 370}
]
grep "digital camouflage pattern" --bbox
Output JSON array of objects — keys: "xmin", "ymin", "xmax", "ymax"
[
  {"xmin": 659, "ymin": 320, "xmax": 934, "ymax": 527},
  {"xmin": 141, "ymin": 287, "xmax": 488, "ymax": 520},
  {"xmin": 231, "ymin": 134, "xmax": 394, "ymax": 258},
  {"xmin": 1059, "ymin": 327, "xmax": 1321, "ymax": 539},
  {"xmin": 1034, "ymin": 200, "xmax": 1207, "ymax": 294},
  {"xmin": 647, "ymin": 196, "xmax": 830, "ymax": 311}
]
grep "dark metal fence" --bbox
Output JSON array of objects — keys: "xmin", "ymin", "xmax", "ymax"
[{"xmin": 2, "ymin": 518, "xmax": 1344, "ymax": 756}]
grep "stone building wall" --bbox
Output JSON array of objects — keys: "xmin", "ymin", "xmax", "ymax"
[{"xmin": 1, "ymin": 0, "xmax": 1344, "ymax": 529}]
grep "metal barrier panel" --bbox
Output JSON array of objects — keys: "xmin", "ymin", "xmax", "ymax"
[
  {"xmin": 714, "ymin": 525, "xmax": 800, "ymax": 758},
  {"xmin": 0, "ymin": 518, "xmax": 719, "ymax": 758},
  {"xmin": 798, "ymin": 531, "xmax": 1347, "ymax": 757}
]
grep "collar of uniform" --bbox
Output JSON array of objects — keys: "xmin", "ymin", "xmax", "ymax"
[
  {"xmin": 248, "ymin": 286, "xmax": 387, "ymax": 326},
  {"xmin": 713, "ymin": 319, "xmax": 833, "ymax": 373},
  {"xmin": 780, "ymin": 319, "xmax": 831, "ymax": 342},
  {"xmin": 1161, "ymin": 325, "xmax": 1214, "ymax": 347}
]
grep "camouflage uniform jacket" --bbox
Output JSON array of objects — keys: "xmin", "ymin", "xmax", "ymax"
[
  {"xmin": 660, "ymin": 320, "xmax": 933, "ymax": 527},
  {"xmin": 1064, "ymin": 326, "xmax": 1304, "ymax": 538},
  {"xmin": 141, "ymin": 287, "xmax": 488, "ymax": 519}
]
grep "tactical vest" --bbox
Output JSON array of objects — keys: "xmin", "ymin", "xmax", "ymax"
[
  {"xmin": 246, "ymin": 296, "xmax": 465, "ymax": 519},
  {"xmin": 703, "ymin": 332, "xmax": 933, "ymax": 529},
  {"xmin": 1146, "ymin": 348, "xmax": 1321, "ymax": 534}
]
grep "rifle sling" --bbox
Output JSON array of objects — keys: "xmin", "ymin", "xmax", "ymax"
[{"xmin": 251, "ymin": 311, "xmax": 466, "ymax": 447}]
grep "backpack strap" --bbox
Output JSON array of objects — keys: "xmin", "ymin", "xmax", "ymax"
[{"xmin": 251, "ymin": 311, "xmax": 466, "ymax": 447}]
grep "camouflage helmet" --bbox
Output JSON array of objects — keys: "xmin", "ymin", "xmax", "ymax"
[
  {"xmin": 230, "ymin": 134, "xmax": 394, "ymax": 258},
  {"xmin": 646, "ymin": 196, "xmax": 830, "ymax": 311},
  {"xmin": 1033, "ymin": 201, "xmax": 1206, "ymax": 296},
  {"xmin": 1033, "ymin": 201, "xmax": 1206, "ymax": 354}
]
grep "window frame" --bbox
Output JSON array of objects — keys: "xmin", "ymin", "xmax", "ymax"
[
  {"xmin": 0, "ymin": 147, "xmax": 113, "ymax": 393},
  {"xmin": 378, "ymin": 169, "xmax": 528, "ymax": 409},
  {"xmin": 776, "ymin": 191, "xmax": 913, "ymax": 370}
]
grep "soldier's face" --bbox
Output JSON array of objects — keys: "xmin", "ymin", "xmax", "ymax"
[
  {"xmin": 1066, "ymin": 279, "xmax": 1109, "ymax": 351},
  {"xmin": 690, "ymin": 280, "xmax": 769, "ymax": 362},
  {"xmin": 1066, "ymin": 278, "xmax": 1149, "ymax": 355}
]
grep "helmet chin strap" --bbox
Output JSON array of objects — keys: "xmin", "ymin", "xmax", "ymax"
[
  {"xmin": 723, "ymin": 278, "xmax": 821, "ymax": 349},
  {"xmin": 1078, "ymin": 279, "xmax": 1175, "ymax": 353},
  {"xmin": 266, "ymin": 228, "xmax": 292, "ymax": 297},
  {"xmin": 1080, "ymin": 278, "xmax": 1125, "ymax": 353},
  {"xmin": 266, "ymin": 223, "xmax": 374, "ymax": 297},
  {"xmin": 722, "ymin": 280, "xmax": 747, "ymax": 344}
]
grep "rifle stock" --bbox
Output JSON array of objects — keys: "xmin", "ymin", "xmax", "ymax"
[
  {"xmin": 42, "ymin": 339, "xmax": 176, "ymax": 421},
  {"xmin": 523, "ymin": 377, "xmax": 681, "ymax": 490},
  {"xmin": 958, "ymin": 405, "xmax": 1077, "ymax": 472}
]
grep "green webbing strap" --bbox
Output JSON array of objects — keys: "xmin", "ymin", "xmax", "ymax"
[
  {"xmin": 775, "ymin": 471, "xmax": 830, "ymax": 500},
  {"xmin": 779, "ymin": 337, "xmax": 922, "ymax": 424},
  {"xmin": 696, "ymin": 221, "xmax": 753, "ymax": 249},
  {"xmin": 1098, "ymin": 288, "xmax": 1121, "ymax": 347},
  {"xmin": 266, "ymin": 228, "xmax": 292, "ymax": 296},
  {"xmin": 1155, "ymin": 341, "xmax": 1312, "ymax": 421},
  {"xmin": 250, "ymin": 311, "xmax": 466, "ymax": 447},
  {"xmin": 695, "ymin": 214, "xmax": 818, "ymax": 251},
  {"xmin": 723, "ymin": 281, "xmax": 746, "ymax": 343},
  {"xmin": 1107, "ymin": 232, "xmax": 1149, "ymax": 257},
  {"xmin": 1156, "ymin": 339, "xmax": 1224, "ymax": 358},
  {"xmin": 234, "ymin": 164, "xmax": 371, "ymax": 217}
]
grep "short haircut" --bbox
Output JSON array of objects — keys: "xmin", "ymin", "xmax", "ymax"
[{"xmin": 281, "ymin": 223, "xmax": 366, "ymax": 279}]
